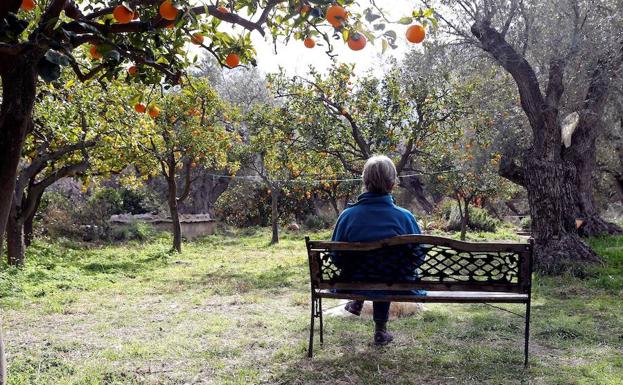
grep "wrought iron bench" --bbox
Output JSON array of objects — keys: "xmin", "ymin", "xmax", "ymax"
[{"xmin": 305, "ymin": 235, "xmax": 534, "ymax": 367}]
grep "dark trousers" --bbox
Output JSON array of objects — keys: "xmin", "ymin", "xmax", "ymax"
[{"xmin": 351, "ymin": 300, "xmax": 390, "ymax": 321}]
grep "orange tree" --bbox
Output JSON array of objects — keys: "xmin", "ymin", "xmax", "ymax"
[
  {"xmin": 0, "ymin": 0, "xmax": 433, "ymax": 246},
  {"xmin": 238, "ymin": 104, "xmax": 338, "ymax": 244},
  {"xmin": 430, "ymin": 122, "xmax": 514, "ymax": 240},
  {"xmin": 269, "ymin": 56, "xmax": 468, "ymax": 212},
  {"xmin": 124, "ymin": 79, "xmax": 237, "ymax": 253},
  {"xmin": 3, "ymin": 76, "xmax": 136, "ymax": 266}
]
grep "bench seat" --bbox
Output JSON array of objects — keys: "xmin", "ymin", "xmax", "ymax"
[{"xmin": 317, "ymin": 289, "xmax": 529, "ymax": 303}]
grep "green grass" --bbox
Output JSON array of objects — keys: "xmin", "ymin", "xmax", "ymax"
[{"xmin": 1, "ymin": 229, "xmax": 622, "ymax": 385}]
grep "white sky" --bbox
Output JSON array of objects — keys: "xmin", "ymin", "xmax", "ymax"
[{"xmin": 209, "ymin": 0, "xmax": 423, "ymax": 77}]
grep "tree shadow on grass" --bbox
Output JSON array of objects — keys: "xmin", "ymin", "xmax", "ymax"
[
  {"xmin": 269, "ymin": 338, "xmax": 532, "ymax": 385},
  {"xmin": 157, "ymin": 263, "xmax": 306, "ymax": 295},
  {"xmin": 80, "ymin": 251, "xmax": 169, "ymax": 276}
]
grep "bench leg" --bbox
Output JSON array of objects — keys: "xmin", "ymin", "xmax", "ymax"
[
  {"xmin": 319, "ymin": 297, "xmax": 324, "ymax": 345},
  {"xmin": 524, "ymin": 298, "xmax": 531, "ymax": 368},
  {"xmin": 308, "ymin": 296, "xmax": 316, "ymax": 358}
]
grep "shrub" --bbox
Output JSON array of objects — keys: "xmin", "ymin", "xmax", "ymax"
[
  {"xmin": 440, "ymin": 201, "xmax": 499, "ymax": 232},
  {"xmin": 109, "ymin": 222, "xmax": 154, "ymax": 241},
  {"xmin": 215, "ymin": 181, "xmax": 316, "ymax": 228},
  {"xmin": 302, "ymin": 212, "xmax": 336, "ymax": 231},
  {"xmin": 520, "ymin": 216, "xmax": 531, "ymax": 230}
]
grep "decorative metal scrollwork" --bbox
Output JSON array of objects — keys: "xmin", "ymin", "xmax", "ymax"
[{"xmin": 317, "ymin": 244, "xmax": 519, "ymax": 284}]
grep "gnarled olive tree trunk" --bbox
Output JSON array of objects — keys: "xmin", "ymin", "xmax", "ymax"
[{"xmin": 471, "ymin": 21, "xmax": 607, "ymax": 274}]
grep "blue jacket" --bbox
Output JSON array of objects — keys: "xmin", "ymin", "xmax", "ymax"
[
  {"xmin": 331, "ymin": 192, "xmax": 421, "ymax": 242},
  {"xmin": 330, "ymin": 192, "xmax": 426, "ymax": 295}
]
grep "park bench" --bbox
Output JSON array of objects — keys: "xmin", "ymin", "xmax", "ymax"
[{"xmin": 305, "ymin": 235, "xmax": 534, "ymax": 367}]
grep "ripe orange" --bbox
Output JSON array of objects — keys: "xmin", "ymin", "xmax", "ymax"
[
  {"xmin": 217, "ymin": 6, "xmax": 229, "ymax": 13},
  {"xmin": 159, "ymin": 0, "xmax": 178, "ymax": 21},
  {"xmin": 304, "ymin": 38, "xmax": 315, "ymax": 48},
  {"xmin": 21, "ymin": 0, "xmax": 36, "ymax": 11},
  {"xmin": 148, "ymin": 106, "xmax": 160, "ymax": 117},
  {"xmin": 225, "ymin": 53, "xmax": 239, "ymax": 68},
  {"xmin": 406, "ymin": 24, "xmax": 425, "ymax": 43},
  {"xmin": 300, "ymin": 4, "xmax": 311, "ymax": 14},
  {"xmin": 134, "ymin": 103, "xmax": 146, "ymax": 113},
  {"xmin": 347, "ymin": 32, "xmax": 366, "ymax": 51},
  {"xmin": 113, "ymin": 5, "xmax": 134, "ymax": 24},
  {"xmin": 89, "ymin": 45, "xmax": 102, "ymax": 60},
  {"xmin": 191, "ymin": 33, "xmax": 204, "ymax": 45},
  {"xmin": 128, "ymin": 66, "xmax": 138, "ymax": 76},
  {"xmin": 326, "ymin": 5, "xmax": 347, "ymax": 28}
]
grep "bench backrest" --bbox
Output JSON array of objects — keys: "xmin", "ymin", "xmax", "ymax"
[{"xmin": 306, "ymin": 235, "xmax": 534, "ymax": 294}]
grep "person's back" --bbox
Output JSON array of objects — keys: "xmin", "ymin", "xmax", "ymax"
[
  {"xmin": 332, "ymin": 192, "xmax": 420, "ymax": 243},
  {"xmin": 330, "ymin": 155, "xmax": 423, "ymax": 346}
]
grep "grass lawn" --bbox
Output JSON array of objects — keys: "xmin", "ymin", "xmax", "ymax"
[{"xmin": 1, "ymin": 229, "xmax": 622, "ymax": 385}]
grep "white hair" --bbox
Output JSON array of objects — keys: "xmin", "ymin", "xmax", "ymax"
[{"xmin": 362, "ymin": 155, "xmax": 397, "ymax": 194}]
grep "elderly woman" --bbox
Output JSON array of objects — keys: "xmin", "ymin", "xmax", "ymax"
[{"xmin": 331, "ymin": 155, "xmax": 422, "ymax": 346}]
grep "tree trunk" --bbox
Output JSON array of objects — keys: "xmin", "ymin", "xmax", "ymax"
[
  {"xmin": 400, "ymin": 174, "xmax": 434, "ymax": 214},
  {"xmin": 567, "ymin": 138, "xmax": 622, "ymax": 236},
  {"xmin": 523, "ymin": 156, "xmax": 600, "ymax": 275},
  {"xmin": 460, "ymin": 200, "xmax": 469, "ymax": 241},
  {"xmin": 6, "ymin": 205, "xmax": 25, "ymax": 266},
  {"xmin": 23, "ymin": 202, "xmax": 37, "ymax": 247},
  {"xmin": 270, "ymin": 187, "xmax": 280, "ymax": 245},
  {"xmin": 0, "ymin": 322, "xmax": 5, "ymax": 385},
  {"xmin": 614, "ymin": 175, "xmax": 623, "ymax": 204},
  {"xmin": 0, "ymin": 59, "xmax": 39, "ymax": 252},
  {"xmin": 167, "ymin": 177, "xmax": 182, "ymax": 253},
  {"xmin": 328, "ymin": 195, "xmax": 340, "ymax": 217}
]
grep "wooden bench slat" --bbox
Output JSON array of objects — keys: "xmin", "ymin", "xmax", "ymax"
[
  {"xmin": 308, "ymin": 234, "xmax": 531, "ymax": 253},
  {"xmin": 316, "ymin": 281, "xmax": 526, "ymax": 293},
  {"xmin": 317, "ymin": 289, "xmax": 529, "ymax": 303}
]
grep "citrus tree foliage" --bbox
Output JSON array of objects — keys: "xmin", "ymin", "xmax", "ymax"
[
  {"xmin": 269, "ymin": 57, "xmax": 468, "ymax": 176},
  {"xmin": 430, "ymin": 118, "xmax": 516, "ymax": 239},
  {"xmin": 238, "ymin": 103, "xmax": 339, "ymax": 242},
  {"xmin": 30, "ymin": 78, "xmax": 140, "ymax": 183},
  {"xmin": 3, "ymin": 0, "xmax": 434, "ymax": 85},
  {"xmin": 4, "ymin": 76, "xmax": 136, "ymax": 266},
  {"xmin": 121, "ymin": 79, "xmax": 237, "ymax": 252}
]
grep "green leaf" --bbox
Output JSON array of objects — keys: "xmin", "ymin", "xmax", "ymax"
[
  {"xmin": 398, "ymin": 17, "xmax": 413, "ymax": 25},
  {"xmin": 365, "ymin": 12, "xmax": 381, "ymax": 22},
  {"xmin": 36, "ymin": 58, "xmax": 61, "ymax": 83},
  {"xmin": 104, "ymin": 50, "xmax": 121, "ymax": 62},
  {"xmin": 44, "ymin": 50, "xmax": 69, "ymax": 66}
]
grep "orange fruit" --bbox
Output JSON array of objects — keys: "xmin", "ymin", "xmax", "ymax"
[
  {"xmin": 128, "ymin": 66, "xmax": 138, "ymax": 76},
  {"xmin": 300, "ymin": 4, "xmax": 311, "ymax": 14},
  {"xmin": 89, "ymin": 45, "xmax": 103, "ymax": 60},
  {"xmin": 159, "ymin": 1, "xmax": 178, "ymax": 21},
  {"xmin": 21, "ymin": 0, "xmax": 36, "ymax": 11},
  {"xmin": 406, "ymin": 24, "xmax": 425, "ymax": 43},
  {"xmin": 217, "ymin": 6, "xmax": 229, "ymax": 13},
  {"xmin": 225, "ymin": 53, "xmax": 239, "ymax": 68},
  {"xmin": 134, "ymin": 103, "xmax": 146, "ymax": 113},
  {"xmin": 326, "ymin": 5, "xmax": 347, "ymax": 28},
  {"xmin": 191, "ymin": 33, "xmax": 204, "ymax": 45},
  {"xmin": 148, "ymin": 106, "xmax": 160, "ymax": 117},
  {"xmin": 347, "ymin": 32, "xmax": 366, "ymax": 51},
  {"xmin": 303, "ymin": 38, "xmax": 315, "ymax": 48},
  {"xmin": 113, "ymin": 5, "xmax": 134, "ymax": 23}
]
